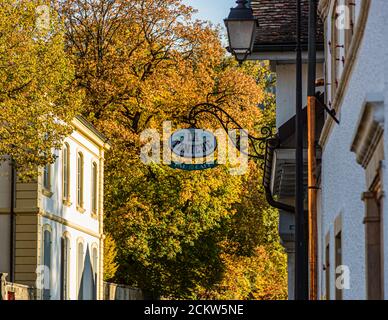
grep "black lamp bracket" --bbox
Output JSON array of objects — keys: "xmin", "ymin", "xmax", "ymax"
[{"xmin": 316, "ymin": 99, "xmax": 340, "ymax": 124}]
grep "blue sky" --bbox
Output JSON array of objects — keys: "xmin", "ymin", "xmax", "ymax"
[
  {"xmin": 182, "ymin": 0, "xmax": 236, "ymax": 27},
  {"xmin": 182, "ymin": 0, "xmax": 236, "ymax": 44}
]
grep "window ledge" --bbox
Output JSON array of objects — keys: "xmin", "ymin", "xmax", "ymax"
[
  {"xmin": 77, "ymin": 205, "xmax": 86, "ymax": 213},
  {"xmin": 350, "ymin": 93, "xmax": 385, "ymax": 168},
  {"xmin": 42, "ymin": 189, "xmax": 53, "ymax": 198},
  {"xmin": 63, "ymin": 199, "xmax": 72, "ymax": 207}
]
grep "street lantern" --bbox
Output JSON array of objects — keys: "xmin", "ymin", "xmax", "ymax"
[{"xmin": 224, "ymin": 0, "xmax": 258, "ymax": 62}]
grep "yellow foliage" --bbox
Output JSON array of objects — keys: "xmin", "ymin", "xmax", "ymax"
[
  {"xmin": 58, "ymin": 0, "xmax": 284, "ymax": 299},
  {"xmin": 104, "ymin": 234, "xmax": 118, "ymax": 281},
  {"xmin": 0, "ymin": 0, "xmax": 81, "ymax": 177},
  {"xmin": 197, "ymin": 244, "xmax": 288, "ymax": 300}
]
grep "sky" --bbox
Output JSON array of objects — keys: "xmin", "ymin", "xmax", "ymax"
[
  {"xmin": 182, "ymin": 0, "xmax": 236, "ymax": 45},
  {"xmin": 182, "ymin": 0, "xmax": 236, "ymax": 28}
]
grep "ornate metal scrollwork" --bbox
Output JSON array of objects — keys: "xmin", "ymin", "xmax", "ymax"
[{"xmin": 186, "ymin": 103, "xmax": 274, "ymax": 160}]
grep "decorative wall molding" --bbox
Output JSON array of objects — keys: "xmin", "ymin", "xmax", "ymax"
[
  {"xmin": 351, "ymin": 93, "xmax": 385, "ymax": 168},
  {"xmin": 40, "ymin": 210, "xmax": 101, "ymax": 239},
  {"xmin": 319, "ymin": 0, "xmax": 372, "ymax": 147}
]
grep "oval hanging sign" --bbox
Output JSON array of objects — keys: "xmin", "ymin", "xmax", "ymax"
[{"xmin": 169, "ymin": 128, "xmax": 217, "ymax": 159}]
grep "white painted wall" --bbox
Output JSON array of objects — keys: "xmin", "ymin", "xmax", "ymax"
[
  {"xmin": 381, "ymin": 0, "xmax": 388, "ymax": 299},
  {"xmin": 40, "ymin": 217, "xmax": 99, "ymax": 300},
  {"xmin": 41, "ymin": 136, "xmax": 100, "ymax": 233},
  {"xmin": 39, "ymin": 129, "xmax": 103, "ymax": 300},
  {"xmin": 0, "ymin": 158, "xmax": 11, "ymax": 209},
  {"xmin": 275, "ymin": 63, "xmax": 324, "ymax": 128},
  {"xmin": 318, "ymin": 0, "xmax": 388, "ymax": 300}
]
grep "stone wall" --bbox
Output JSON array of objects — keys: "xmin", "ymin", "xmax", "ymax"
[
  {"xmin": 103, "ymin": 282, "xmax": 143, "ymax": 300},
  {"xmin": 0, "ymin": 273, "xmax": 35, "ymax": 300}
]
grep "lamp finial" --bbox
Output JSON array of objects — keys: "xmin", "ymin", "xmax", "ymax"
[{"xmin": 236, "ymin": 0, "xmax": 248, "ymax": 8}]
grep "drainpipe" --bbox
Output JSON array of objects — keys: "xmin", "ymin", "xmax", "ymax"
[
  {"xmin": 307, "ymin": 0, "xmax": 318, "ymax": 300},
  {"xmin": 295, "ymin": 0, "xmax": 309, "ymax": 300},
  {"xmin": 10, "ymin": 158, "xmax": 15, "ymax": 283}
]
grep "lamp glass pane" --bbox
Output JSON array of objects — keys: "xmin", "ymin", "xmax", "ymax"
[{"xmin": 227, "ymin": 20, "xmax": 255, "ymax": 50}]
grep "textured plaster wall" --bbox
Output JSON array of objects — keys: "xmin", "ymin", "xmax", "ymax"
[
  {"xmin": 38, "ymin": 127, "xmax": 104, "ymax": 300},
  {"xmin": 276, "ymin": 63, "xmax": 324, "ymax": 128},
  {"xmin": 382, "ymin": 0, "xmax": 388, "ymax": 299},
  {"xmin": 319, "ymin": 0, "xmax": 387, "ymax": 300}
]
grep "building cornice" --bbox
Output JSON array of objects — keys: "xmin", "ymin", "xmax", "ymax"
[
  {"xmin": 40, "ymin": 210, "xmax": 102, "ymax": 239},
  {"xmin": 72, "ymin": 116, "xmax": 111, "ymax": 151},
  {"xmin": 319, "ymin": 0, "xmax": 371, "ymax": 148},
  {"xmin": 351, "ymin": 93, "xmax": 385, "ymax": 168}
]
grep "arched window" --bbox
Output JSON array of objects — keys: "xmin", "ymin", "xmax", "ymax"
[
  {"xmin": 43, "ymin": 164, "xmax": 51, "ymax": 191},
  {"xmin": 91, "ymin": 162, "xmax": 98, "ymax": 214},
  {"xmin": 77, "ymin": 152, "xmax": 84, "ymax": 208},
  {"xmin": 60, "ymin": 234, "xmax": 71, "ymax": 300},
  {"xmin": 77, "ymin": 240, "xmax": 84, "ymax": 299},
  {"xmin": 345, "ymin": 0, "xmax": 356, "ymax": 56},
  {"xmin": 63, "ymin": 143, "xmax": 70, "ymax": 202},
  {"xmin": 331, "ymin": 0, "xmax": 345, "ymax": 101},
  {"xmin": 43, "ymin": 228, "xmax": 51, "ymax": 300},
  {"xmin": 331, "ymin": 0, "xmax": 338, "ymax": 100},
  {"xmin": 92, "ymin": 246, "xmax": 98, "ymax": 300}
]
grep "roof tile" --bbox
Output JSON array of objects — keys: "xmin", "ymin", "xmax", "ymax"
[{"xmin": 251, "ymin": 0, "xmax": 324, "ymax": 48}]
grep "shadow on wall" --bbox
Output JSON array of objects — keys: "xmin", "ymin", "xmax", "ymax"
[
  {"xmin": 42, "ymin": 231, "xmax": 98, "ymax": 300},
  {"xmin": 78, "ymin": 246, "xmax": 97, "ymax": 300}
]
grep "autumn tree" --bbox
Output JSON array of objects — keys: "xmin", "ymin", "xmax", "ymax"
[
  {"xmin": 59, "ymin": 0, "xmax": 286, "ymax": 299},
  {"xmin": 0, "ymin": 0, "xmax": 80, "ymax": 176},
  {"xmin": 196, "ymin": 243, "xmax": 287, "ymax": 300}
]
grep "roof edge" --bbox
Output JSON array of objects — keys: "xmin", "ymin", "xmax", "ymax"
[{"xmin": 73, "ymin": 115, "xmax": 111, "ymax": 149}]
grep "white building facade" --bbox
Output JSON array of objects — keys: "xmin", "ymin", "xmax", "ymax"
[
  {"xmin": 317, "ymin": 0, "xmax": 388, "ymax": 300},
  {"xmin": 0, "ymin": 116, "xmax": 110, "ymax": 300},
  {"xmin": 249, "ymin": 0, "xmax": 388, "ymax": 299}
]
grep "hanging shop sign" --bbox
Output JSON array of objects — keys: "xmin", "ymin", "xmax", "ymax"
[
  {"xmin": 169, "ymin": 128, "xmax": 217, "ymax": 159},
  {"xmin": 168, "ymin": 128, "xmax": 218, "ymax": 171}
]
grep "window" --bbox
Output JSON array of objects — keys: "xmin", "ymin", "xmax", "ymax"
[
  {"xmin": 92, "ymin": 246, "xmax": 98, "ymax": 300},
  {"xmin": 325, "ymin": 240, "xmax": 330, "ymax": 300},
  {"xmin": 63, "ymin": 143, "xmax": 70, "ymax": 202},
  {"xmin": 335, "ymin": 231, "xmax": 342, "ymax": 300},
  {"xmin": 330, "ymin": 0, "xmax": 355, "ymax": 103},
  {"xmin": 43, "ymin": 229, "xmax": 51, "ymax": 300},
  {"xmin": 91, "ymin": 162, "xmax": 98, "ymax": 214},
  {"xmin": 351, "ymin": 95, "xmax": 385, "ymax": 300},
  {"xmin": 331, "ymin": 0, "xmax": 341, "ymax": 100},
  {"xmin": 77, "ymin": 240, "xmax": 84, "ymax": 300},
  {"xmin": 344, "ymin": 0, "xmax": 356, "ymax": 56},
  {"xmin": 77, "ymin": 152, "xmax": 84, "ymax": 208},
  {"xmin": 363, "ymin": 173, "xmax": 384, "ymax": 300},
  {"xmin": 60, "ymin": 235, "xmax": 70, "ymax": 300},
  {"xmin": 43, "ymin": 164, "xmax": 51, "ymax": 190}
]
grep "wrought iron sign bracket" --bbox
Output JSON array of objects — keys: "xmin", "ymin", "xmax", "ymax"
[{"xmin": 186, "ymin": 102, "xmax": 274, "ymax": 160}]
